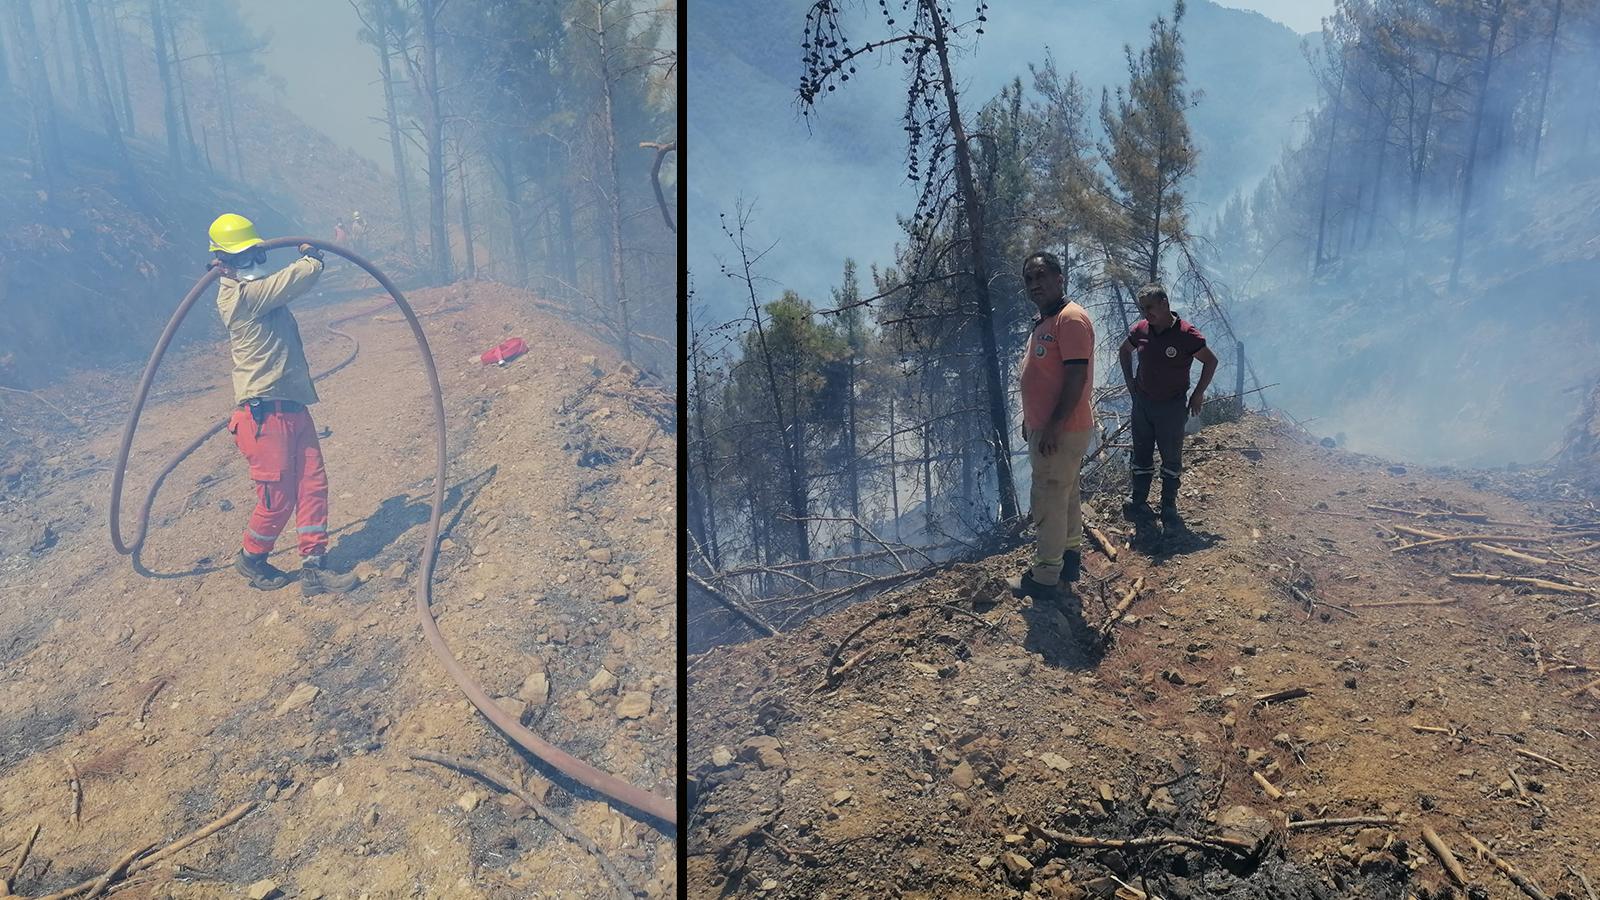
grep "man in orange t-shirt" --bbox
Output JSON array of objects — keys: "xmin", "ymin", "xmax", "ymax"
[{"xmin": 1011, "ymin": 251, "xmax": 1095, "ymax": 596}]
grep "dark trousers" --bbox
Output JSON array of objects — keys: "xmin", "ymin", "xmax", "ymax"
[{"xmin": 1131, "ymin": 394, "xmax": 1187, "ymax": 485}]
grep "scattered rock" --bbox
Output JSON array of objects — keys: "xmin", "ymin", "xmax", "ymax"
[
  {"xmin": 385, "ymin": 560, "xmax": 409, "ymax": 583},
  {"xmin": 517, "ymin": 671, "xmax": 550, "ymax": 706},
  {"xmin": 457, "ymin": 791, "xmax": 482, "ymax": 812},
  {"xmin": 586, "ymin": 547, "xmax": 613, "ymax": 564},
  {"xmin": 616, "ymin": 691, "xmax": 651, "ymax": 719},
  {"xmin": 738, "ymin": 735, "xmax": 787, "ymax": 770},
  {"xmin": 710, "ymin": 746, "xmax": 734, "ymax": 768},
  {"xmin": 1215, "ymin": 805, "xmax": 1273, "ymax": 855},
  {"xmin": 494, "ymin": 696, "xmax": 529, "ymax": 723},
  {"xmin": 311, "ymin": 776, "xmax": 339, "ymax": 798},
  {"xmin": 604, "ymin": 581, "xmax": 630, "ymax": 601},
  {"xmin": 275, "ymin": 683, "xmax": 320, "ymax": 716},
  {"xmin": 1146, "ymin": 787, "xmax": 1180, "ymax": 817},
  {"xmin": 1039, "ymin": 752, "xmax": 1072, "ymax": 773},
  {"xmin": 1000, "ymin": 851, "xmax": 1033, "ymax": 879},
  {"xmin": 831, "ymin": 788, "xmax": 852, "ymax": 805},
  {"xmin": 246, "ymin": 879, "xmax": 281, "ymax": 900},
  {"xmin": 588, "ymin": 668, "xmax": 619, "ymax": 694},
  {"xmin": 950, "ymin": 760, "xmax": 975, "ymax": 789}
]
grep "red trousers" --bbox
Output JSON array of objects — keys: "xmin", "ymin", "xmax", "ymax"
[{"xmin": 228, "ymin": 405, "xmax": 330, "ymax": 557}]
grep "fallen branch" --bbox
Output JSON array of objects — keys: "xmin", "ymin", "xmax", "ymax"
[
  {"xmin": 1448, "ymin": 573, "xmax": 1597, "ymax": 596},
  {"xmin": 1463, "ymin": 831, "xmax": 1550, "ymax": 900},
  {"xmin": 1566, "ymin": 864, "xmax": 1598, "ymax": 900},
  {"xmin": 1278, "ymin": 580, "xmax": 1358, "ymax": 618},
  {"xmin": 65, "ymin": 762, "xmax": 80, "ymax": 827},
  {"xmin": 631, "ymin": 424, "xmax": 659, "ymax": 466},
  {"xmin": 1354, "ymin": 598, "xmax": 1458, "ymax": 609},
  {"xmin": 0, "ymin": 385, "xmax": 84, "ymax": 431},
  {"xmin": 1392, "ymin": 534, "xmax": 1550, "ymax": 552},
  {"xmin": 1251, "ymin": 771, "xmax": 1283, "ymax": 801},
  {"xmin": 30, "ymin": 801, "xmax": 255, "ymax": 900},
  {"xmin": 1368, "ymin": 504, "xmax": 1489, "ymax": 523},
  {"xmin": 0, "ymin": 823, "xmax": 39, "ymax": 895},
  {"xmin": 1420, "ymin": 823, "xmax": 1468, "ymax": 887},
  {"xmin": 1286, "ymin": 816, "xmax": 1396, "ymax": 831},
  {"xmin": 823, "ymin": 601, "xmax": 997, "ymax": 689},
  {"xmin": 1512, "ymin": 747, "xmax": 1571, "ymax": 772},
  {"xmin": 137, "ymin": 679, "xmax": 167, "ymax": 726},
  {"xmin": 1566, "ymin": 674, "xmax": 1600, "ymax": 698},
  {"xmin": 688, "ymin": 572, "xmax": 779, "ymax": 637},
  {"xmin": 1097, "ymin": 577, "xmax": 1146, "ymax": 641},
  {"xmin": 410, "ymin": 752, "xmax": 632, "ymax": 900},
  {"xmin": 1032, "ymin": 822, "xmax": 1255, "ymax": 856},
  {"xmin": 1253, "ymin": 687, "xmax": 1310, "ymax": 706},
  {"xmin": 1471, "ymin": 543, "xmax": 1552, "ymax": 566},
  {"xmin": 1086, "ymin": 525, "xmax": 1118, "ymax": 561},
  {"xmin": 83, "ymin": 843, "xmax": 154, "ymax": 899}
]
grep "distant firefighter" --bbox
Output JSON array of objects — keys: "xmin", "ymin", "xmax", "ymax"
[
  {"xmin": 333, "ymin": 219, "xmax": 349, "ymax": 244},
  {"xmin": 207, "ymin": 213, "xmax": 362, "ymax": 598},
  {"xmin": 1118, "ymin": 283, "xmax": 1218, "ymax": 529},
  {"xmin": 349, "ymin": 210, "xmax": 368, "ymax": 251},
  {"xmin": 1010, "ymin": 250, "xmax": 1095, "ymax": 600}
]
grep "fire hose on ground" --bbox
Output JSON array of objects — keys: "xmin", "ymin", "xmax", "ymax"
[{"xmin": 107, "ymin": 237, "xmax": 675, "ymax": 828}]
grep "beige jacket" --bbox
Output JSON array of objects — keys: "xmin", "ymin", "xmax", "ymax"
[{"xmin": 215, "ymin": 256, "xmax": 323, "ymax": 405}]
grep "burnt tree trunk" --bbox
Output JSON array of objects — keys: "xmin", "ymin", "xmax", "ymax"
[
  {"xmin": 594, "ymin": 0, "xmax": 632, "ymax": 364},
  {"xmin": 1530, "ymin": 0, "xmax": 1563, "ymax": 180},
  {"xmin": 1449, "ymin": 0, "xmax": 1506, "ymax": 291},
  {"xmin": 375, "ymin": 0, "xmax": 418, "ymax": 257},
  {"xmin": 929, "ymin": 4, "xmax": 1017, "ymax": 522},
  {"xmin": 72, "ymin": 0, "xmax": 133, "ymax": 184},
  {"xmin": 149, "ymin": 0, "xmax": 183, "ymax": 171},
  {"xmin": 11, "ymin": 0, "xmax": 66, "ymax": 191},
  {"xmin": 415, "ymin": 0, "xmax": 452, "ymax": 284}
]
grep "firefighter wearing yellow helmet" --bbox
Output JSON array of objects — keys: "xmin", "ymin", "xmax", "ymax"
[{"xmin": 208, "ymin": 213, "xmax": 359, "ymax": 597}]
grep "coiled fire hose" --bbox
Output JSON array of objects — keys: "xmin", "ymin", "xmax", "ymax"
[{"xmin": 108, "ymin": 237, "xmax": 675, "ymax": 827}]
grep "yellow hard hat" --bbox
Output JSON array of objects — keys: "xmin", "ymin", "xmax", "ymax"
[{"xmin": 208, "ymin": 213, "xmax": 264, "ymax": 254}]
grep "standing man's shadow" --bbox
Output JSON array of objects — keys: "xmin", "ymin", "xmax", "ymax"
[
  {"xmin": 1010, "ymin": 585, "xmax": 1104, "ymax": 670},
  {"xmin": 328, "ymin": 465, "xmax": 497, "ymax": 563}
]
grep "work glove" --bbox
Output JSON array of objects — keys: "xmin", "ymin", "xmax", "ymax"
[{"xmin": 298, "ymin": 243, "xmax": 325, "ymax": 262}]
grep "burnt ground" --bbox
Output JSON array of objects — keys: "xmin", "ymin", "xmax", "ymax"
[
  {"xmin": 687, "ymin": 414, "xmax": 1600, "ymax": 900},
  {"xmin": 0, "ymin": 280, "xmax": 676, "ymax": 898}
]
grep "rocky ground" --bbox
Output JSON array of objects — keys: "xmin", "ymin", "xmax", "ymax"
[
  {"xmin": 0, "ymin": 279, "xmax": 676, "ymax": 898},
  {"xmin": 687, "ymin": 414, "xmax": 1600, "ymax": 899}
]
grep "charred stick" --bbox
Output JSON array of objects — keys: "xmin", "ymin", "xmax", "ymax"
[
  {"xmin": 30, "ymin": 802, "xmax": 255, "ymax": 900},
  {"xmin": 82, "ymin": 843, "xmax": 155, "ymax": 899},
  {"xmin": 1420, "ymin": 823, "xmax": 1468, "ymax": 887},
  {"xmin": 1286, "ymin": 816, "xmax": 1396, "ymax": 831},
  {"xmin": 1463, "ymin": 831, "xmax": 1550, "ymax": 900},
  {"xmin": 410, "ymin": 752, "xmax": 633, "ymax": 900}
]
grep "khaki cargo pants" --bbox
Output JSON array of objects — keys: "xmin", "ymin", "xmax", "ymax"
[{"xmin": 1027, "ymin": 427, "xmax": 1092, "ymax": 585}]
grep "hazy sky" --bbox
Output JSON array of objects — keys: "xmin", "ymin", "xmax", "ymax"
[
  {"xmin": 1215, "ymin": 0, "xmax": 1334, "ymax": 34},
  {"xmin": 238, "ymin": 1, "xmax": 394, "ymax": 171}
]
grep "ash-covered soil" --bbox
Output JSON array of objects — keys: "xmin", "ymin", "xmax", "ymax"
[
  {"xmin": 0, "ymin": 280, "xmax": 675, "ymax": 898},
  {"xmin": 688, "ymin": 415, "xmax": 1600, "ymax": 900}
]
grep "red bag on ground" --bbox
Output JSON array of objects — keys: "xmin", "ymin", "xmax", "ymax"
[{"xmin": 480, "ymin": 337, "xmax": 528, "ymax": 366}]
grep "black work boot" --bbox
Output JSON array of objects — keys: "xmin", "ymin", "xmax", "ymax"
[
  {"xmin": 1123, "ymin": 473, "xmax": 1153, "ymax": 518},
  {"xmin": 1159, "ymin": 477, "xmax": 1182, "ymax": 528},
  {"xmin": 235, "ymin": 549, "xmax": 290, "ymax": 590},
  {"xmin": 1006, "ymin": 569, "xmax": 1060, "ymax": 601},
  {"xmin": 1063, "ymin": 548, "xmax": 1082, "ymax": 583},
  {"xmin": 300, "ymin": 555, "xmax": 362, "ymax": 596}
]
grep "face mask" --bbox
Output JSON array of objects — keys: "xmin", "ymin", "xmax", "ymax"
[{"xmin": 229, "ymin": 248, "xmax": 268, "ymax": 281}]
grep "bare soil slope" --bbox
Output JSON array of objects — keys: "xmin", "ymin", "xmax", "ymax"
[
  {"xmin": 0, "ymin": 280, "xmax": 675, "ymax": 898},
  {"xmin": 688, "ymin": 415, "xmax": 1600, "ymax": 899}
]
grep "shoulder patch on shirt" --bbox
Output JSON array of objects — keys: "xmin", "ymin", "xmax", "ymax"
[{"xmin": 1034, "ymin": 344, "xmax": 1047, "ymax": 357}]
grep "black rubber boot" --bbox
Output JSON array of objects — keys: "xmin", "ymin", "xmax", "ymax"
[
  {"xmin": 235, "ymin": 549, "xmax": 290, "ymax": 590},
  {"xmin": 1064, "ymin": 548, "xmax": 1082, "ymax": 583},
  {"xmin": 1123, "ymin": 473, "xmax": 1153, "ymax": 518},
  {"xmin": 1006, "ymin": 569, "xmax": 1060, "ymax": 601},
  {"xmin": 300, "ymin": 555, "xmax": 361, "ymax": 596},
  {"xmin": 1160, "ymin": 477, "xmax": 1182, "ymax": 528}
]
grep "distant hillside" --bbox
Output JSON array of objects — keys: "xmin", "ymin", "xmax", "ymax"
[{"xmin": 687, "ymin": 0, "xmax": 1316, "ymax": 312}]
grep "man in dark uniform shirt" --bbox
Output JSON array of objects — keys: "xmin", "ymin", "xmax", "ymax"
[{"xmin": 1118, "ymin": 283, "xmax": 1217, "ymax": 527}]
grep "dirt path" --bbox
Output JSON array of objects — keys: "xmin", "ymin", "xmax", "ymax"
[
  {"xmin": 687, "ymin": 415, "xmax": 1600, "ymax": 899},
  {"xmin": 0, "ymin": 280, "xmax": 676, "ymax": 898}
]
